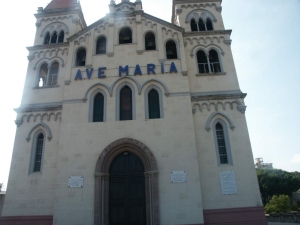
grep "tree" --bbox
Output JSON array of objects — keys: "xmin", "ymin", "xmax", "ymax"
[
  {"xmin": 0, "ymin": 183, "xmax": 2, "ymax": 192},
  {"xmin": 265, "ymin": 195, "xmax": 291, "ymax": 214},
  {"xmin": 257, "ymin": 169, "xmax": 300, "ymax": 205}
]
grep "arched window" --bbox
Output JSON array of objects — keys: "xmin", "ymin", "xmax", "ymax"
[
  {"xmin": 119, "ymin": 27, "xmax": 132, "ymax": 44},
  {"xmin": 215, "ymin": 123, "xmax": 228, "ymax": 164},
  {"xmin": 197, "ymin": 50, "xmax": 209, "ymax": 73},
  {"xmin": 48, "ymin": 62, "xmax": 59, "ymax": 86},
  {"xmin": 96, "ymin": 37, "xmax": 107, "ymax": 54},
  {"xmin": 93, "ymin": 93, "xmax": 104, "ymax": 122},
  {"xmin": 206, "ymin": 18, "xmax": 213, "ymax": 31},
  {"xmin": 198, "ymin": 18, "xmax": 206, "ymax": 31},
  {"xmin": 38, "ymin": 63, "xmax": 48, "ymax": 87},
  {"xmin": 58, "ymin": 31, "xmax": 64, "ymax": 43},
  {"xmin": 120, "ymin": 86, "xmax": 132, "ymax": 121},
  {"xmin": 166, "ymin": 40, "xmax": 178, "ymax": 59},
  {"xmin": 76, "ymin": 48, "xmax": 86, "ymax": 66},
  {"xmin": 148, "ymin": 89, "xmax": 160, "ymax": 119},
  {"xmin": 209, "ymin": 50, "xmax": 221, "ymax": 73},
  {"xmin": 191, "ymin": 19, "xmax": 198, "ymax": 32},
  {"xmin": 145, "ymin": 32, "xmax": 156, "ymax": 50},
  {"xmin": 33, "ymin": 133, "xmax": 44, "ymax": 172},
  {"xmin": 44, "ymin": 32, "xmax": 50, "ymax": 44},
  {"xmin": 51, "ymin": 32, "xmax": 58, "ymax": 44}
]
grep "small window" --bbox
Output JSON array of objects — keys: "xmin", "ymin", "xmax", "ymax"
[
  {"xmin": 51, "ymin": 32, "xmax": 58, "ymax": 44},
  {"xmin": 148, "ymin": 89, "xmax": 160, "ymax": 119},
  {"xmin": 93, "ymin": 93, "xmax": 104, "ymax": 122},
  {"xmin": 191, "ymin": 19, "xmax": 198, "ymax": 32},
  {"xmin": 197, "ymin": 50, "xmax": 209, "ymax": 73},
  {"xmin": 166, "ymin": 40, "xmax": 178, "ymax": 59},
  {"xmin": 145, "ymin": 32, "xmax": 156, "ymax": 50},
  {"xmin": 39, "ymin": 63, "xmax": 48, "ymax": 87},
  {"xmin": 215, "ymin": 123, "xmax": 228, "ymax": 164},
  {"xmin": 58, "ymin": 31, "xmax": 64, "ymax": 43},
  {"xmin": 119, "ymin": 27, "xmax": 132, "ymax": 44},
  {"xmin": 198, "ymin": 18, "xmax": 206, "ymax": 31},
  {"xmin": 48, "ymin": 62, "xmax": 59, "ymax": 86},
  {"xmin": 206, "ymin": 18, "xmax": 213, "ymax": 31},
  {"xmin": 76, "ymin": 48, "xmax": 86, "ymax": 66},
  {"xmin": 96, "ymin": 37, "xmax": 107, "ymax": 54},
  {"xmin": 44, "ymin": 32, "xmax": 50, "ymax": 44},
  {"xmin": 120, "ymin": 86, "xmax": 132, "ymax": 121},
  {"xmin": 209, "ymin": 50, "xmax": 221, "ymax": 73},
  {"xmin": 34, "ymin": 133, "xmax": 44, "ymax": 172}
]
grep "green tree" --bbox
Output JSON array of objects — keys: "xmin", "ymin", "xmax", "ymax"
[
  {"xmin": 265, "ymin": 195, "xmax": 291, "ymax": 214},
  {"xmin": 257, "ymin": 169, "xmax": 300, "ymax": 205}
]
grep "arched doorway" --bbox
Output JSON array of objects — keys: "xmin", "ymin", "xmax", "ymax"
[
  {"xmin": 109, "ymin": 152, "xmax": 146, "ymax": 225},
  {"xmin": 94, "ymin": 138, "xmax": 159, "ymax": 225}
]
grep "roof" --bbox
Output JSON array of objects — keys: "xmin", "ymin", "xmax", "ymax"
[{"xmin": 45, "ymin": 0, "xmax": 76, "ymax": 10}]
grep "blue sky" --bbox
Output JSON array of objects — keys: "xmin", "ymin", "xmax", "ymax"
[{"xmin": 0, "ymin": 0, "xmax": 299, "ymax": 191}]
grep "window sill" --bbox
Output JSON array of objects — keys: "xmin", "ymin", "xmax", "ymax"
[
  {"xmin": 196, "ymin": 72, "xmax": 226, "ymax": 76},
  {"xmin": 115, "ymin": 43, "xmax": 137, "ymax": 46},
  {"xmin": 33, "ymin": 85, "xmax": 60, "ymax": 89}
]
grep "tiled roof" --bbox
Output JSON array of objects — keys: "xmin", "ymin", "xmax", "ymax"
[{"xmin": 45, "ymin": 0, "xmax": 75, "ymax": 10}]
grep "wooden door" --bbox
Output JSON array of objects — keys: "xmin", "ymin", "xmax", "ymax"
[{"xmin": 109, "ymin": 152, "xmax": 146, "ymax": 225}]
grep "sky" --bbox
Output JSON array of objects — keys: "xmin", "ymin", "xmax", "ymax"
[{"xmin": 0, "ymin": 0, "xmax": 299, "ymax": 191}]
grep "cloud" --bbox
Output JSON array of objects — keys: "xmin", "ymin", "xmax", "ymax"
[{"xmin": 291, "ymin": 154, "xmax": 300, "ymax": 163}]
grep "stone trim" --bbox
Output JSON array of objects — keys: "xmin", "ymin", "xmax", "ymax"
[
  {"xmin": 27, "ymin": 43, "xmax": 69, "ymax": 51},
  {"xmin": 94, "ymin": 138, "xmax": 159, "ymax": 225},
  {"xmin": 196, "ymin": 72, "xmax": 226, "ymax": 76},
  {"xmin": 203, "ymin": 206, "xmax": 267, "ymax": 225},
  {"xmin": 0, "ymin": 215, "xmax": 53, "ymax": 225},
  {"xmin": 14, "ymin": 102, "xmax": 63, "ymax": 113},
  {"xmin": 184, "ymin": 30, "xmax": 232, "ymax": 37},
  {"xmin": 191, "ymin": 90, "xmax": 247, "ymax": 101},
  {"xmin": 26, "ymin": 122, "xmax": 53, "ymax": 142}
]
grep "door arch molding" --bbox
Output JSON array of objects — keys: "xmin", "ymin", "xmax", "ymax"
[{"xmin": 94, "ymin": 138, "xmax": 159, "ymax": 225}]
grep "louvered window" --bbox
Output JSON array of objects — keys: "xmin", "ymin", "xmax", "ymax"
[
  {"xmin": 120, "ymin": 86, "xmax": 132, "ymax": 121},
  {"xmin": 34, "ymin": 133, "xmax": 44, "ymax": 172},
  {"xmin": 93, "ymin": 93, "xmax": 104, "ymax": 122},
  {"xmin": 148, "ymin": 89, "xmax": 160, "ymax": 119},
  {"xmin": 216, "ymin": 123, "xmax": 228, "ymax": 164}
]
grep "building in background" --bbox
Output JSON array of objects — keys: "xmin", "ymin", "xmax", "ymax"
[
  {"xmin": 0, "ymin": 0, "xmax": 267, "ymax": 224},
  {"xmin": 255, "ymin": 158, "xmax": 273, "ymax": 169}
]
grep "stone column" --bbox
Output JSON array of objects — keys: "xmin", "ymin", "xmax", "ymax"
[
  {"xmin": 64, "ymin": 41, "xmax": 75, "ymax": 85},
  {"xmin": 178, "ymin": 33, "xmax": 188, "ymax": 76},
  {"xmin": 157, "ymin": 24, "xmax": 165, "ymax": 62},
  {"xmin": 107, "ymin": 17, "xmax": 115, "ymax": 57},
  {"xmin": 86, "ymin": 32, "xmax": 94, "ymax": 67},
  {"xmin": 136, "ymin": 14, "xmax": 143, "ymax": 54}
]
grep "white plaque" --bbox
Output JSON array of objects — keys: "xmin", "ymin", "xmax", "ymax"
[
  {"xmin": 219, "ymin": 171, "xmax": 237, "ymax": 195},
  {"xmin": 68, "ymin": 176, "xmax": 83, "ymax": 188},
  {"xmin": 171, "ymin": 171, "xmax": 187, "ymax": 183}
]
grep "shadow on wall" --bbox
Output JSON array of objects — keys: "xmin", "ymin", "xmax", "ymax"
[{"xmin": 0, "ymin": 193, "xmax": 5, "ymax": 216}]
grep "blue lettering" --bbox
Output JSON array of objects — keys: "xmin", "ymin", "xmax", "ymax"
[
  {"xmin": 86, "ymin": 68, "xmax": 94, "ymax": 79},
  {"xmin": 98, "ymin": 67, "xmax": 106, "ymax": 79},
  {"xmin": 75, "ymin": 69, "xmax": 82, "ymax": 80},
  {"xmin": 134, "ymin": 65, "xmax": 142, "ymax": 76},
  {"xmin": 119, "ymin": 65, "xmax": 129, "ymax": 77},
  {"xmin": 161, "ymin": 63, "xmax": 165, "ymax": 74},
  {"xmin": 147, "ymin": 64, "xmax": 156, "ymax": 75},
  {"xmin": 169, "ymin": 62, "xmax": 178, "ymax": 73}
]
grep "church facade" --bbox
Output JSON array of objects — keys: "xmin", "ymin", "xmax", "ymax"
[{"xmin": 1, "ymin": 0, "xmax": 267, "ymax": 224}]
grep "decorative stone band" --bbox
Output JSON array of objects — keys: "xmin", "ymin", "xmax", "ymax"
[
  {"xmin": 203, "ymin": 206, "xmax": 267, "ymax": 225},
  {"xmin": 0, "ymin": 215, "xmax": 53, "ymax": 225}
]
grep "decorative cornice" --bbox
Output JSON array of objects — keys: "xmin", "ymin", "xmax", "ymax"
[
  {"xmin": 191, "ymin": 91, "xmax": 247, "ymax": 102},
  {"xmin": 143, "ymin": 13, "xmax": 184, "ymax": 33},
  {"xmin": 27, "ymin": 43, "xmax": 69, "ymax": 51},
  {"xmin": 14, "ymin": 102, "xmax": 63, "ymax": 113},
  {"xmin": 184, "ymin": 30, "xmax": 232, "ymax": 37}
]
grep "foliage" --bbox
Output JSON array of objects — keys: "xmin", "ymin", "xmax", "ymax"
[
  {"xmin": 0, "ymin": 183, "xmax": 2, "ymax": 192},
  {"xmin": 265, "ymin": 195, "xmax": 291, "ymax": 214},
  {"xmin": 256, "ymin": 169, "xmax": 300, "ymax": 205}
]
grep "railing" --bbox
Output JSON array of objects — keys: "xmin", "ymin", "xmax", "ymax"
[
  {"xmin": 266, "ymin": 213, "xmax": 300, "ymax": 223},
  {"xmin": 198, "ymin": 62, "xmax": 221, "ymax": 74}
]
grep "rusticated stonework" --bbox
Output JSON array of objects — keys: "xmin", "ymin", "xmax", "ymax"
[{"xmin": 94, "ymin": 138, "xmax": 160, "ymax": 225}]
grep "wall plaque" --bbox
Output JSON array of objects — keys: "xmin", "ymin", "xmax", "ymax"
[
  {"xmin": 219, "ymin": 171, "xmax": 237, "ymax": 195},
  {"xmin": 171, "ymin": 171, "xmax": 187, "ymax": 183},
  {"xmin": 68, "ymin": 176, "xmax": 83, "ymax": 188}
]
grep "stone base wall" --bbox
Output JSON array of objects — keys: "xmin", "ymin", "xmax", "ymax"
[
  {"xmin": 0, "ymin": 216, "xmax": 53, "ymax": 225},
  {"xmin": 0, "ymin": 194, "xmax": 5, "ymax": 216},
  {"xmin": 203, "ymin": 206, "xmax": 268, "ymax": 225}
]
